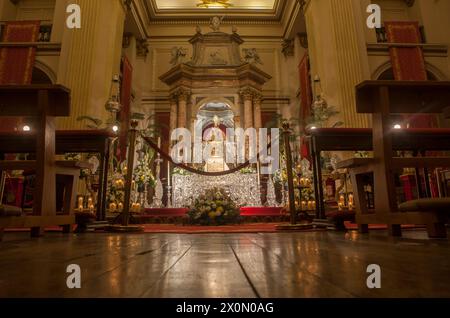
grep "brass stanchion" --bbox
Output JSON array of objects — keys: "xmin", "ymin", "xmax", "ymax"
[
  {"xmin": 283, "ymin": 122, "xmax": 297, "ymax": 225},
  {"xmin": 106, "ymin": 121, "xmax": 144, "ymax": 233},
  {"xmin": 276, "ymin": 122, "xmax": 313, "ymax": 231}
]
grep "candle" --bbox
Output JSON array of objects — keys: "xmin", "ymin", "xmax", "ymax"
[
  {"xmin": 118, "ymin": 202, "xmax": 124, "ymax": 212},
  {"xmin": 158, "ymin": 137, "xmax": 161, "ymax": 149},
  {"xmin": 89, "ymin": 205, "xmax": 95, "ymax": 213},
  {"xmin": 338, "ymin": 202, "xmax": 344, "ymax": 211},
  {"xmin": 77, "ymin": 197, "xmax": 84, "ymax": 211},
  {"xmin": 348, "ymin": 194, "xmax": 354, "ymax": 205},
  {"xmin": 109, "ymin": 202, "xmax": 117, "ymax": 213},
  {"xmin": 301, "ymin": 201, "xmax": 307, "ymax": 211}
]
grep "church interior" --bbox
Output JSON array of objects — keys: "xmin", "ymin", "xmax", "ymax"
[{"xmin": 1, "ymin": 0, "xmax": 450, "ymax": 299}]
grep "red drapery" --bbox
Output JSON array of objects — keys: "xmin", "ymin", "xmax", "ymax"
[
  {"xmin": 0, "ymin": 21, "xmax": 40, "ymax": 85},
  {"xmin": 298, "ymin": 53, "xmax": 312, "ymax": 161},
  {"xmin": 118, "ymin": 56, "xmax": 133, "ymax": 160},
  {"xmin": 0, "ymin": 21, "xmax": 40, "ymax": 132},
  {"xmin": 299, "ymin": 53, "xmax": 312, "ymax": 124},
  {"xmin": 385, "ymin": 21, "xmax": 435, "ymax": 128}
]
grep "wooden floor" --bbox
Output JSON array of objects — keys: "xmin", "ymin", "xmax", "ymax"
[{"xmin": 0, "ymin": 229, "xmax": 450, "ymax": 298}]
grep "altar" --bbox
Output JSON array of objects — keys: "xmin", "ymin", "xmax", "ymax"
[{"xmin": 172, "ymin": 172, "xmax": 261, "ymax": 208}]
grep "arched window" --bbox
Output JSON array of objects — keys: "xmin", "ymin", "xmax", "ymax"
[{"xmin": 377, "ymin": 67, "xmax": 438, "ymax": 81}]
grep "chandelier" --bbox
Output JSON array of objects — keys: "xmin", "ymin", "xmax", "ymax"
[{"xmin": 197, "ymin": 0, "xmax": 233, "ymax": 9}]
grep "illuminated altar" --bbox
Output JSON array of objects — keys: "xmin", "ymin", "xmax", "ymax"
[{"xmin": 172, "ymin": 172, "xmax": 261, "ymax": 208}]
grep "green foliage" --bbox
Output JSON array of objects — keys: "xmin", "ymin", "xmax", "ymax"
[
  {"xmin": 187, "ymin": 188, "xmax": 241, "ymax": 225},
  {"xmin": 305, "ymin": 97, "xmax": 344, "ymax": 129}
]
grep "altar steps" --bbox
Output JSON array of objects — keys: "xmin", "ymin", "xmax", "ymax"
[{"xmin": 106, "ymin": 207, "xmax": 291, "ymax": 225}]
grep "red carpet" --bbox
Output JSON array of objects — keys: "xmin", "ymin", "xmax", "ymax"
[{"xmin": 143, "ymin": 207, "xmax": 284, "ymax": 217}]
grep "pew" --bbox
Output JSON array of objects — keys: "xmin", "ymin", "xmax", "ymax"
[
  {"xmin": 0, "ymin": 130, "xmax": 114, "ymax": 220},
  {"xmin": 338, "ymin": 81, "xmax": 450, "ymax": 238},
  {"xmin": 0, "ymin": 85, "xmax": 87, "ymax": 239},
  {"xmin": 306, "ymin": 128, "xmax": 450, "ymax": 218}
]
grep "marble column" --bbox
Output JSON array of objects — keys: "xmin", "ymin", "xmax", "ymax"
[
  {"xmin": 56, "ymin": 0, "xmax": 126, "ymax": 129},
  {"xmin": 177, "ymin": 89, "xmax": 190, "ymax": 129},
  {"xmin": 253, "ymin": 94, "xmax": 263, "ymax": 130},
  {"xmin": 241, "ymin": 89, "xmax": 254, "ymax": 129},
  {"xmin": 304, "ymin": 0, "xmax": 370, "ymax": 128},
  {"xmin": 169, "ymin": 95, "xmax": 178, "ymax": 135}
]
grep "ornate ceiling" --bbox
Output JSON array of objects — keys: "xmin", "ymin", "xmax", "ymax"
[{"xmin": 143, "ymin": 0, "xmax": 287, "ymax": 21}]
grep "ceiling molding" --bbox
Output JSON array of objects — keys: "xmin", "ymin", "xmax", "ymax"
[{"xmin": 141, "ymin": 0, "xmax": 288, "ymax": 23}]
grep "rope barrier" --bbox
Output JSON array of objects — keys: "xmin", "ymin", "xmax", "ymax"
[{"xmin": 140, "ymin": 133, "xmax": 276, "ymax": 177}]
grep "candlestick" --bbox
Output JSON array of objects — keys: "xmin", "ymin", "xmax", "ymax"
[
  {"xmin": 256, "ymin": 161, "xmax": 261, "ymax": 186},
  {"xmin": 167, "ymin": 162, "xmax": 171, "ymax": 187},
  {"xmin": 158, "ymin": 137, "xmax": 161, "ymax": 149}
]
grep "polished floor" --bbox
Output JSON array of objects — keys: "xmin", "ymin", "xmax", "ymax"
[{"xmin": 0, "ymin": 229, "xmax": 450, "ymax": 298}]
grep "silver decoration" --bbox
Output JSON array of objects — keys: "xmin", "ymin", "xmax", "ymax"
[
  {"xmin": 266, "ymin": 176, "xmax": 278, "ymax": 207},
  {"xmin": 172, "ymin": 173, "xmax": 262, "ymax": 208}
]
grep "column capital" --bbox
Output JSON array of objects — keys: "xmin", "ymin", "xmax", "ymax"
[
  {"xmin": 171, "ymin": 87, "xmax": 192, "ymax": 102},
  {"xmin": 239, "ymin": 87, "xmax": 259, "ymax": 102}
]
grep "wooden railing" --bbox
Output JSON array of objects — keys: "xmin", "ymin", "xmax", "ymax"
[
  {"xmin": 375, "ymin": 25, "xmax": 426, "ymax": 43},
  {"xmin": 0, "ymin": 23, "xmax": 52, "ymax": 42}
]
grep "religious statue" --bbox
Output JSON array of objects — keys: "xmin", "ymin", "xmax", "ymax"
[
  {"xmin": 170, "ymin": 47, "xmax": 188, "ymax": 66},
  {"xmin": 243, "ymin": 48, "xmax": 263, "ymax": 65},
  {"xmin": 204, "ymin": 115, "xmax": 229, "ymax": 173},
  {"xmin": 210, "ymin": 16, "xmax": 224, "ymax": 32}
]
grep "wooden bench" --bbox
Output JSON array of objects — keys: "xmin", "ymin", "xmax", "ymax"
[
  {"xmin": 306, "ymin": 128, "xmax": 450, "ymax": 219},
  {"xmin": 0, "ymin": 130, "xmax": 113, "ymax": 220},
  {"xmin": 0, "ymin": 85, "xmax": 87, "ymax": 240},
  {"xmin": 341, "ymin": 81, "xmax": 450, "ymax": 238}
]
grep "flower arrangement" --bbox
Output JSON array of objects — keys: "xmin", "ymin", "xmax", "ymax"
[
  {"xmin": 240, "ymin": 166, "xmax": 256, "ymax": 174},
  {"xmin": 134, "ymin": 151, "xmax": 156, "ymax": 192},
  {"xmin": 187, "ymin": 188, "xmax": 240, "ymax": 225},
  {"xmin": 107, "ymin": 170, "xmax": 126, "ymax": 212},
  {"xmin": 172, "ymin": 167, "xmax": 191, "ymax": 176}
]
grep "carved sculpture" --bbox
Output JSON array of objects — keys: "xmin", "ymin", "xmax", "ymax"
[
  {"xmin": 210, "ymin": 16, "xmax": 224, "ymax": 32},
  {"xmin": 243, "ymin": 48, "xmax": 263, "ymax": 65},
  {"xmin": 170, "ymin": 47, "xmax": 188, "ymax": 66}
]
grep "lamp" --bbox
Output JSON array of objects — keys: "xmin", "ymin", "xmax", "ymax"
[
  {"xmin": 105, "ymin": 75, "xmax": 122, "ymax": 113},
  {"xmin": 197, "ymin": 0, "xmax": 233, "ymax": 8}
]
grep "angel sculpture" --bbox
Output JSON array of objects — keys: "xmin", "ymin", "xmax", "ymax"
[
  {"xmin": 170, "ymin": 47, "xmax": 187, "ymax": 66},
  {"xmin": 243, "ymin": 48, "xmax": 263, "ymax": 65}
]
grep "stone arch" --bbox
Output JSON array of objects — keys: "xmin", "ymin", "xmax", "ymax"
[
  {"xmin": 194, "ymin": 95, "xmax": 239, "ymax": 115},
  {"xmin": 32, "ymin": 60, "xmax": 57, "ymax": 84},
  {"xmin": 372, "ymin": 60, "xmax": 447, "ymax": 80}
]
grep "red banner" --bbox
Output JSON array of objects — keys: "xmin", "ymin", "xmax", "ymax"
[
  {"xmin": 118, "ymin": 56, "xmax": 133, "ymax": 160},
  {"xmin": 0, "ymin": 21, "xmax": 40, "ymax": 85},
  {"xmin": 385, "ymin": 21, "xmax": 427, "ymax": 81},
  {"xmin": 0, "ymin": 21, "xmax": 40, "ymax": 132},
  {"xmin": 299, "ymin": 53, "xmax": 312, "ymax": 125},
  {"xmin": 299, "ymin": 53, "xmax": 312, "ymax": 162},
  {"xmin": 385, "ymin": 21, "xmax": 436, "ymax": 128}
]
